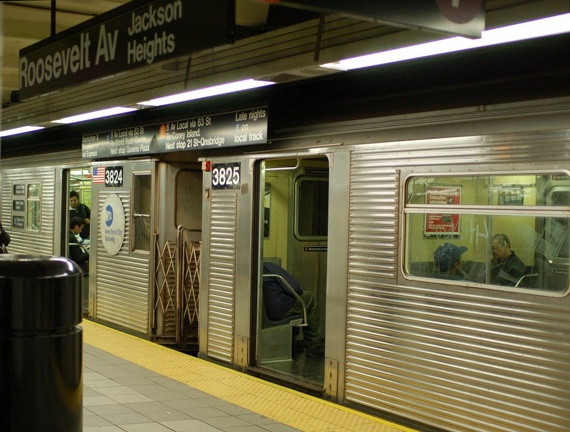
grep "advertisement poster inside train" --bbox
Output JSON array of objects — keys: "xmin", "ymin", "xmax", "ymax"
[{"xmin": 424, "ymin": 184, "xmax": 461, "ymax": 236}]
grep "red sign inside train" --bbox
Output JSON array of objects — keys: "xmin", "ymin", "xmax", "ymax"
[
  {"xmin": 424, "ymin": 185, "xmax": 462, "ymax": 236},
  {"xmin": 19, "ymin": 0, "xmax": 235, "ymax": 101},
  {"xmin": 264, "ymin": 0, "xmax": 484, "ymax": 38}
]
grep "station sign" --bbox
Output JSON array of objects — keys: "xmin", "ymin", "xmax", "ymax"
[
  {"xmin": 82, "ymin": 107, "xmax": 268, "ymax": 159},
  {"xmin": 263, "ymin": 0, "xmax": 484, "ymax": 38},
  {"xmin": 19, "ymin": 0, "xmax": 235, "ymax": 100}
]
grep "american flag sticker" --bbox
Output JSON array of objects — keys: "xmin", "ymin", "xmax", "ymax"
[{"xmin": 92, "ymin": 166, "xmax": 106, "ymax": 184}]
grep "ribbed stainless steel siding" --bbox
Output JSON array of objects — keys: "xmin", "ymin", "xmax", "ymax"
[
  {"xmin": 206, "ymin": 191, "xmax": 238, "ymax": 363},
  {"xmin": 1, "ymin": 167, "xmax": 56, "ymax": 255},
  {"xmin": 95, "ymin": 191, "xmax": 150, "ymax": 335},
  {"xmin": 345, "ymin": 137, "xmax": 570, "ymax": 432}
]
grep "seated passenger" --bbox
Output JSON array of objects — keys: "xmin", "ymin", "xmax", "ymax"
[
  {"xmin": 262, "ymin": 262, "xmax": 324, "ymax": 357},
  {"xmin": 434, "ymin": 243, "xmax": 468, "ymax": 280},
  {"xmin": 490, "ymin": 233, "xmax": 526, "ymax": 286},
  {"xmin": 69, "ymin": 216, "xmax": 89, "ymax": 272}
]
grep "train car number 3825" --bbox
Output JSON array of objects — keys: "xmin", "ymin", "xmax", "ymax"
[{"xmin": 212, "ymin": 163, "xmax": 241, "ymax": 190}]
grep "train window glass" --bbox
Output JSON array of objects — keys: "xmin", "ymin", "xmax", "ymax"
[
  {"xmin": 26, "ymin": 183, "xmax": 41, "ymax": 231},
  {"xmin": 404, "ymin": 173, "xmax": 570, "ymax": 294},
  {"xmin": 133, "ymin": 174, "xmax": 151, "ymax": 251},
  {"xmin": 175, "ymin": 170, "xmax": 202, "ymax": 234},
  {"xmin": 264, "ymin": 183, "xmax": 271, "ymax": 238},
  {"xmin": 295, "ymin": 177, "xmax": 328, "ymax": 239}
]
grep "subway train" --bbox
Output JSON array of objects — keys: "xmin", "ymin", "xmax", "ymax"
[{"xmin": 1, "ymin": 32, "xmax": 570, "ymax": 432}]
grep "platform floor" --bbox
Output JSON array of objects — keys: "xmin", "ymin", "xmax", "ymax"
[{"xmin": 83, "ymin": 320, "xmax": 416, "ymax": 432}]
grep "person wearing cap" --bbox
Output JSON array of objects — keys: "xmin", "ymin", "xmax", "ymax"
[
  {"xmin": 490, "ymin": 233, "xmax": 526, "ymax": 286},
  {"xmin": 434, "ymin": 243, "xmax": 468, "ymax": 279}
]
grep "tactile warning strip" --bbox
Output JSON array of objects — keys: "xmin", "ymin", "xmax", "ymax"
[{"xmin": 83, "ymin": 320, "xmax": 415, "ymax": 432}]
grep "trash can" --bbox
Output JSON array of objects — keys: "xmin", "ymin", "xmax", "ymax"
[{"xmin": 0, "ymin": 255, "xmax": 83, "ymax": 432}]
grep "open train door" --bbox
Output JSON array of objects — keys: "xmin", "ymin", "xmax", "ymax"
[{"xmin": 255, "ymin": 156, "xmax": 329, "ymax": 390}]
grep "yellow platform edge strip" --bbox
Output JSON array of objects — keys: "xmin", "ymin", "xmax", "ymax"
[{"xmin": 83, "ymin": 320, "xmax": 416, "ymax": 432}]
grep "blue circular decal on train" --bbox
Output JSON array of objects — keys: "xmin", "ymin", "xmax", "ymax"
[
  {"xmin": 105, "ymin": 204, "xmax": 114, "ymax": 227},
  {"xmin": 100, "ymin": 193, "xmax": 125, "ymax": 255}
]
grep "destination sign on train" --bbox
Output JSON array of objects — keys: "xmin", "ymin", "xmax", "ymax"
[
  {"xmin": 81, "ymin": 107, "xmax": 268, "ymax": 159},
  {"xmin": 19, "ymin": 0, "xmax": 235, "ymax": 100},
  {"xmin": 263, "ymin": 0, "xmax": 484, "ymax": 38}
]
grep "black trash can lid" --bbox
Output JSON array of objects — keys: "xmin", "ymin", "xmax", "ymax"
[
  {"xmin": 0, "ymin": 255, "xmax": 83, "ymax": 332},
  {"xmin": 0, "ymin": 254, "xmax": 82, "ymax": 278}
]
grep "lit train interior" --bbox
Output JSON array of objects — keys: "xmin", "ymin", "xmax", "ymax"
[
  {"xmin": 405, "ymin": 172, "xmax": 570, "ymax": 292},
  {"xmin": 257, "ymin": 156, "xmax": 329, "ymax": 387}
]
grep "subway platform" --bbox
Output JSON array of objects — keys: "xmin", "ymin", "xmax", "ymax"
[{"xmin": 83, "ymin": 320, "xmax": 415, "ymax": 432}]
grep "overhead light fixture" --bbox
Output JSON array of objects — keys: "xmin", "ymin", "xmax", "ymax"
[
  {"xmin": 52, "ymin": 106, "xmax": 137, "ymax": 124},
  {"xmin": 138, "ymin": 79, "xmax": 275, "ymax": 107},
  {"xmin": 0, "ymin": 125, "xmax": 45, "ymax": 138},
  {"xmin": 321, "ymin": 13, "xmax": 570, "ymax": 71}
]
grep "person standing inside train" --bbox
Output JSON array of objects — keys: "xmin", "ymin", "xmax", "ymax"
[
  {"xmin": 434, "ymin": 243, "xmax": 469, "ymax": 280},
  {"xmin": 69, "ymin": 190, "xmax": 91, "ymax": 239},
  {"xmin": 490, "ymin": 233, "xmax": 526, "ymax": 286},
  {"xmin": 69, "ymin": 216, "xmax": 89, "ymax": 272}
]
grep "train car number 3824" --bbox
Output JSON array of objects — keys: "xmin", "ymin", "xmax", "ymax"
[{"xmin": 105, "ymin": 166, "xmax": 124, "ymax": 187}]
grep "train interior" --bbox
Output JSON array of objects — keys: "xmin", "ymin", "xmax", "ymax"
[
  {"xmin": 405, "ymin": 172, "xmax": 570, "ymax": 292},
  {"xmin": 257, "ymin": 156, "xmax": 329, "ymax": 388},
  {"xmin": 67, "ymin": 166, "xmax": 93, "ymax": 314}
]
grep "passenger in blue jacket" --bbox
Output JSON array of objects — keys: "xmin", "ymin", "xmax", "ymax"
[
  {"xmin": 262, "ymin": 262, "xmax": 324, "ymax": 357},
  {"xmin": 434, "ymin": 243, "xmax": 468, "ymax": 280}
]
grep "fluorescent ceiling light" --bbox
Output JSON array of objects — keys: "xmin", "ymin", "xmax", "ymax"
[
  {"xmin": 321, "ymin": 13, "xmax": 570, "ymax": 71},
  {"xmin": 52, "ymin": 106, "xmax": 137, "ymax": 124},
  {"xmin": 138, "ymin": 79, "xmax": 275, "ymax": 107},
  {"xmin": 0, "ymin": 125, "xmax": 45, "ymax": 137}
]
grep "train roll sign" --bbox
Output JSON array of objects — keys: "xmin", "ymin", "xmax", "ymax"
[
  {"xmin": 19, "ymin": 0, "xmax": 235, "ymax": 101},
  {"xmin": 263, "ymin": 0, "xmax": 484, "ymax": 38},
  {"xmin": 82, "ymin": 107, "xmax": 268, "ymax": 159}
]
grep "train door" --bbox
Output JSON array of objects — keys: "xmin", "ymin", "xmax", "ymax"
[
  {"xmin": 257, "ymin": 156, "xmax": 328, "ymax": 388},
  {"xmin": 64, "ymin": 166, "xmax": 93, "ymax": 313},
  {"xmin": 89, "ymin": 161, "xmax": 155, "ymax": 334},
  {"xmin": 544, "ymin": 183, "xmax": 570, "ymax": 289}
]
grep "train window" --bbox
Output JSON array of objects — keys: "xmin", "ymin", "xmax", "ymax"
[
  {"xmin": 404, "ymin": 173, "xmax": 570, "ymax": 294},
  {"xmin": 26, "ymin": 183, "xmax": 41, "ymax": 231},
  {"xmin": 133, "ymin": 174, "xmax": 151, "ymax": 251},
  {"xmin": 264, "ymin": 183, "xmax": 271, "ymax": 238},
  {"xmin": 175, "ymin": 170, "xmax": 202, "ymax": 233},
  {"xmin": 295, "ymin": 177, "xmax": 328, "ymax": 239}
]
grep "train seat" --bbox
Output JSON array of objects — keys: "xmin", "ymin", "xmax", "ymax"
[
  {"xmin": 515, "ymin": 271, "xmax": 540, "ymax": 288},
  {"xmin": 260, "ymin": 266, "xmax": 307, "ymax": 363}
]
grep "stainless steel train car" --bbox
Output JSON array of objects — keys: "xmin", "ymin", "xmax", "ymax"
[
  {"xmin": 198, "ymin": 97, "xmax": 570, "ymax": 432},
  {"xmin": 0, "ymin": 148, "xmax": 203, "ymax": 346},
  {"xmin": 1, "ymin": 32, "xmax": 570, "ymax": 432}
]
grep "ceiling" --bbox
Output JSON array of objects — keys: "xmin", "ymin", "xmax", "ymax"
[{"xmin": 1, "ymin": 0, "xmax": 567, "ymax": 133}]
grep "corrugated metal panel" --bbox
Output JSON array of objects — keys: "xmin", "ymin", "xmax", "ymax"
[
  {"xmin": 348, "ymin": 154, "xmax": 399, "ymax": 279},
  {"xmin": 206, "ymin": 191, "xmax": 238, "ymax": 363},
  {"xmin": 344, "ymin": 142, "xmax": 570, "ymax": 432},
  {"xmin": 95, "ymin": 191, "xmax": 150, "ymax": 335},
  {"xmin": 1, "ymin": 167, "xmax": 56, "ymax": 255}
]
